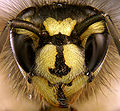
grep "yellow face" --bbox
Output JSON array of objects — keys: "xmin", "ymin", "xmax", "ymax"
[
  {"xmin": 9, "ymin": 3, "xmax": 109, "ymax": 108},
  {"xmin": 21, "ymin": 17, "xmax": 105, "ymax": 106}
]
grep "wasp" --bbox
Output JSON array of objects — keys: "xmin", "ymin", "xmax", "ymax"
[{"xmin": 0, "ymin": 0, "xmax": 120, "ymax": 111}]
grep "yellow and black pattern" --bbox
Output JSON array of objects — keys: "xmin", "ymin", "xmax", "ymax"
[
  {"xmin": 1, "ymin": 1, "xmax": 120, "ymax": 111},
  {"xmin": 9, "ymin": 3, "xmax": 109, "ymax": 108}
]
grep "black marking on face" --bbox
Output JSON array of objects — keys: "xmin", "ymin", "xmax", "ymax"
[
  {"xmin": 51, "ymin": 34, "xmax": 68, "ymax": 46},
  {"xmin": 49, "ymin": 46, "xmax": 71, "ymax": 77},
  {"xmin": 57, "ymin": 83, "xmax": 68, "ymax": 108}
]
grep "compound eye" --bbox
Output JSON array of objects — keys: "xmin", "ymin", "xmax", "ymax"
[
  {"xmin": 11, "ymin": 34, "xmax": 35, "ymax": 73},
  {"xmin": 85, "ymin": 33, "xmax": 109, "ymax": 72}
]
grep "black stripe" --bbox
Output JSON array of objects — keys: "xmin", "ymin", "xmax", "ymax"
[
  {"xmin": 49, "ymin": 46, "xmax": 71, "ymax": 77},
  {"xmin": 57, "ymin": 83, "xmax": 68, "ymax": 108}
]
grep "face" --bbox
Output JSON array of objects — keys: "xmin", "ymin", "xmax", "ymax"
[
  {"xmin": 0, "ymin": 0, "xmax": 120, "ymax": 111},
  {"xmin": 9, "ymin": 3, "xmax": 110, "ymax": 107}
]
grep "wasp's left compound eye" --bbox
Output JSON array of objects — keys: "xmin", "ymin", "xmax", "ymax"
[{"xmin": 85, "ymin": 33, "xmax": 109, "ymax": 73}]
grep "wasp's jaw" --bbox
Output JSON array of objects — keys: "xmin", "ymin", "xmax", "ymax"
[{"xmin": 31, "ymin": 75, "xmax": 89, "ymax": 107}]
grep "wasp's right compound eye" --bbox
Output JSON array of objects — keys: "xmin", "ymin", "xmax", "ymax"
[
  {"xmin": 10, "ymin": 30, "xmax": 36, "ymax": 73},
  {"xmin": 9, "ymin": 19, "xmax": 42, "ymax": 73}
]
